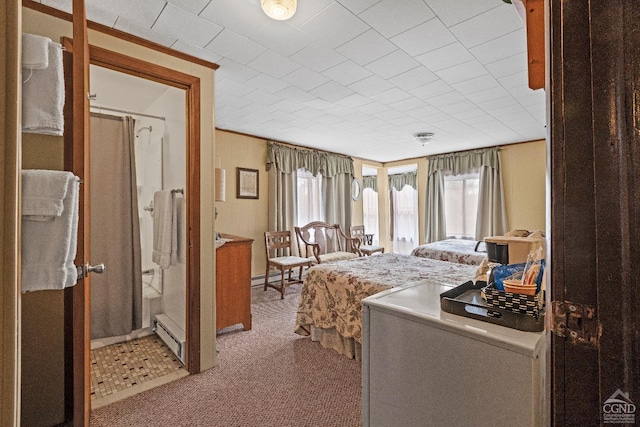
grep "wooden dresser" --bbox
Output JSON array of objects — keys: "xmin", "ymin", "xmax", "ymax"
[{"xmin": 216, "ymin": 234, "xmax": 253, "ymax": 331}]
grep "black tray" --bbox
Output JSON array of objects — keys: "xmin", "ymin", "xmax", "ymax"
[{"xmin": 440, "ymin": 281, "xmax": 544, "ymax": 332}]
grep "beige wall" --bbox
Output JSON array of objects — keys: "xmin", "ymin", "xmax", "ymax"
[
  {"xmin": 214, "ymin": 130, "xmax": 269, "ymax": 276},
  {"xmin": 20, "ymin": 7, "xmax": 217, "ymax": 425},
  {"xmin": 501, "ymin": 140, "xmax": 546, "ymax": 232}
]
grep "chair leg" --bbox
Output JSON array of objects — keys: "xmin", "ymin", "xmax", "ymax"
[
  {"xmin": 264, "ymin": 265, "xmax": 270, "ymax": 291},
  {"xmin": 280, "ymin": 270, "xmax": 286, "ymax": 299}
]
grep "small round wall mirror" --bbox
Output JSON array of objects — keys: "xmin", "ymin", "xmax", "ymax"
[{"xmin": 351, "ymin": 178, "xmax": 362, "ymax": 201}]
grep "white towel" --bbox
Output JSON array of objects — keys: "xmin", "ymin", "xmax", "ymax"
[
  {"xmin": 22, "ymin": 40, "xmax": 65, "ymax": 136},
  {"xmin": 172, "ymin": 194, "xmax": 186, "ymax": 265},
  {"xmin": 21, "ymin": 169, "xmax": 72, "ymax": 218},
  {"xmin": 22, "ymin": 33, "xmax": 50, "ymax": 70},
  {"xmin": 152, "ymin": 190, "xmax": 173, "ymax": 269},
  {"xmin": 21, "ymin": 171, "xmax": 80, "ymax": 292}
]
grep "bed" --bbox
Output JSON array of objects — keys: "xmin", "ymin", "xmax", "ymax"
[
  {"xmin": 410, "ymin": 238, "xmax": 487, "ymax": 266},
  {"xmin": 294, "ymin": 253, "xmax": 478, "ymax": 359}
]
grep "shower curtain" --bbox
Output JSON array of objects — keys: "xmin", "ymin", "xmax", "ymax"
[{"xmin": 90, "ymin": 113, "xmax": 143, "ymax": 340}]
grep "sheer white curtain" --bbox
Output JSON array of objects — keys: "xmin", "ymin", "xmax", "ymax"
[
  {"xmin": 392, "ymin": 185, "xmax": 418, "ymax": 254},
  {"xmin": 362, "ymin": 188, "xmax": 379, "ymax": 244},
  {"xmin": 296, "ymin": 168, "xmax": 323, "ymax": 225}
]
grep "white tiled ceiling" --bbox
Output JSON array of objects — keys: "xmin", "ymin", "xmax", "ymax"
[{"xmin": 38, "ymin": 0, "xmax": 546, "ymax": 162}]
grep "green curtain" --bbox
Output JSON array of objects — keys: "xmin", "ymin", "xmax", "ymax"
[
  {"xmin": 266, "ymin": 141, "xmax": 354, "ymax": 177},
  {"xmin": 388, "ymin": 171, "xmax": 417, "ymax": 191},
  {"xmin": 425, "ymin": 169, "xmax": 447, "ymax": 243},
  {"xmin": 424, "ymin": 147, "xmax": 508, "ymax": 242},
  {"xmin": 266, "ymin": 141, "xmax": 354, "ymax": 239},
  {"xmin": 362, "ymin": 175, "xmax": 378, "ymax": 192},
  {"xmin": 267, "ymin": 167, "xmax": 298, "ymax": 252}
]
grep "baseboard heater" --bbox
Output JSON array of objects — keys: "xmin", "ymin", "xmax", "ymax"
[{"xmin": 153, "ymin": 314, "xmax": 186, "ymax": 365}]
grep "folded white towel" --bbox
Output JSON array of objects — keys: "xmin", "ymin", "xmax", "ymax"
[
  {"xmin": 152, "ymin": 190, "xmax": 173, "ymax": 269},
  {"xmin": 21, "ymin": 172, "xmax": 80, "ymax": 292},
  {"xmin": 171, "ymin": 194, "xmax": 186, "ymax": 265},
  {"xmin": 22, "ymin": 33, "xmax": 50, "ymax": 70},
  {"xmin": 22, "ymin": 40, "xmax": 64, "ymax": 136},
  {"xmin": 22, "ymin": 169, "xmax": 73, "ymax": 218}
]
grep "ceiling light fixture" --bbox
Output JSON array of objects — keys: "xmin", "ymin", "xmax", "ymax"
[
  {"xmin": 414, "ymin": 132, "xmax": 435, "ymax": 146},
  {"xmin": 261, "ymin": 0, "xmax": 297, "ymax": 20}
]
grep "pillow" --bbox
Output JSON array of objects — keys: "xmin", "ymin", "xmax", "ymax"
[{"xmin": 504, "ymin": 229, "xmax": 530, "ymax": 237}]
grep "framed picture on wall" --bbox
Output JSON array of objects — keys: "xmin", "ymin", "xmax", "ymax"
[{"xmin": 236, "ymin": 167, "xmax": 259, "ymax": 199}]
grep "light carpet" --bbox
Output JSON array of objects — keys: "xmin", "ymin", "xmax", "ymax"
[{"xmin": 90, "ymin": 283, "xmax": 362, "ymax": 426}]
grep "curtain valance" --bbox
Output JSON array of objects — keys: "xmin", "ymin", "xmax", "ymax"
[
  {"xmin": 362, "ymin": 175, "xmax": 378, "ymax": 192},
  {"xmin": 427, "ymin": 147, "xmax": 500, "ymax": 176},
  {"xmin": 266, "ymin": 141, "xmax": 354, "ymax": 177},
  {"xmin": 388, "ymin": 171, "xmax": 417, "ymax": 191}
]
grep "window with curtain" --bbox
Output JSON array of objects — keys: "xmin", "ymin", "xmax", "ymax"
[
  {"xmin": 444, "ymin": 172, "xmax": 479, "ymax": 239},
  {"xmin": 296, "ymin": 168, "xmax": 324, "ymax": 225},
  {"xmin": 362, "ymin": 187, "xmax": 379, "ymax": 245},
  {"xmin": 267, "ymin": 141, "xmax": 354, "ymax": 238},
  {"xmin": 391, "ymin": 184, "xmax": 418, "ymax": 255},
  {"xmin": 424, "ymin": 147, "xmax": 508, "ymax": 243}
]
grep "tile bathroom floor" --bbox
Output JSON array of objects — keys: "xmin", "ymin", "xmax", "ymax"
[{"xmin": 91, "ymin": 334, "xmax": 186, "ymax": 406}]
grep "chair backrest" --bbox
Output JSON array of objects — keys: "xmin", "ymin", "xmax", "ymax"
[
  {"xmin": 294, "ymin": 221, "xmax": 347, "ymax": 257},
  {"xmin": 350, "ymin": 225, "xmax": 366, "ymax": 244},
  {"xmin": 265, "ymin": 230, "xmax": 294, "ymax": 259}
]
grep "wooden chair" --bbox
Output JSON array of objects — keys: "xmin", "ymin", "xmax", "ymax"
[
  {"xmin": 264, "ymin": 230, "xmax": 313, "ymax": 299},
  {"xmin": 350, "ymin": 225, "xmax": 385, "ymax": 256},
  {"xmin": 295, "ymin": 221, "xmax": 360, "ymax": 264}
]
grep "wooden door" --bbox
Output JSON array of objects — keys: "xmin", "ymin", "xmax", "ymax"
[
  {"xmin": 549, "ymin": 0, "xmax": 640, "ymax": 424},
  {"xmin": 62, "ymin": 0, "xmax": 91, "ymax": 425}
]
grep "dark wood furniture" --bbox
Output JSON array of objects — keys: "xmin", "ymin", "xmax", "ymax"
[
  {"xmin": 216, "ymin": 234, "xmax": 253, "ymax": 331},
  {"xmin": 264, "ymin": 231, "xmax": 313, "ymax": 299}
]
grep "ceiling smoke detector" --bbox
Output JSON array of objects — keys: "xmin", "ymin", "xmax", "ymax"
[{"xmin": 414, "ymin": 132, "xmax": 435, "ymax": 146}]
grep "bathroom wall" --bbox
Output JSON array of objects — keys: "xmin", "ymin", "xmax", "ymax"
[
  {"xmin": 134, "ymin": 117, "xmax": 165, "ymax": 297},
  {"xmin": 145, "ymin": 88, "xmax": 187, "ymax": 335},
  {"xmin": 133, "ymin": 117, "xmax": 165, "ymax": 332}
]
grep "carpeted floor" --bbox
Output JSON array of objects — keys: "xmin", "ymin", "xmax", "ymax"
[{"xmin": 90, "ymin": 283, "xmax": 362, "ymax": 426}]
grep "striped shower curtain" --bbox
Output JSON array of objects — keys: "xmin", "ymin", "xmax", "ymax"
[{"xmin": 89, "ymin": 113, "xmax": 143, "ymax": 340}]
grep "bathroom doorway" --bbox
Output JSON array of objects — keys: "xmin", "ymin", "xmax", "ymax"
[
  {"xmin": 87, "ymin": 64, "xmax": 189, "ymax": 406},
  {"xmin": 62, "ymin": 39, "xmax": 202, "ymax": 416}
]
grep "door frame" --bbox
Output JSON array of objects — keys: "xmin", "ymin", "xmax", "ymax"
[{"xmin": 63, "ymin": 38, "xmax": 202, "ymax": 422}]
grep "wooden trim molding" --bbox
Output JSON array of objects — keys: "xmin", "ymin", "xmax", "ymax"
[
  {"xmin": 1, "ymin": 0, "xmax": 22, "ymax": 425},
  {"xmin": 23, "ymin": 0, "xmax": 219, "ymax": 71}
]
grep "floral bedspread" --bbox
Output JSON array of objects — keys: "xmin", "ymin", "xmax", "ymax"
[
  {"xmin": 410, "ymin": 239, "xmax": 487, "ymax": 266},
  {"xmin": 294, "ymin": 253, "xmax": 477, "ymax": 344}
]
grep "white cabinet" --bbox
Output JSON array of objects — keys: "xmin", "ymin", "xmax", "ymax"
[{"xmin": 362, "ymin": 282, "xmax": 546, "ymax": 427}]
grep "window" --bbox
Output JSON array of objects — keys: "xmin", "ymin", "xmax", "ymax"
[
  {"xmin": 444, "ymin": 172, "xmax": 479, "ymax": 239},
  {"xmin": 391, "ymin": 185, "xmax": 418, "ymax": 254},
  {"xmin": 297, "ymin": 168, "xmax": 323, "ymax": 225},
  {"xmin": 362, "ymin": 187, "xmax": 379, "ymax": 244}
]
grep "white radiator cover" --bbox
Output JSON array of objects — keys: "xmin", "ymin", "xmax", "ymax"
[{"xmin": 153, "ymin": 313, "xmax": 186, "ymax": 364}]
